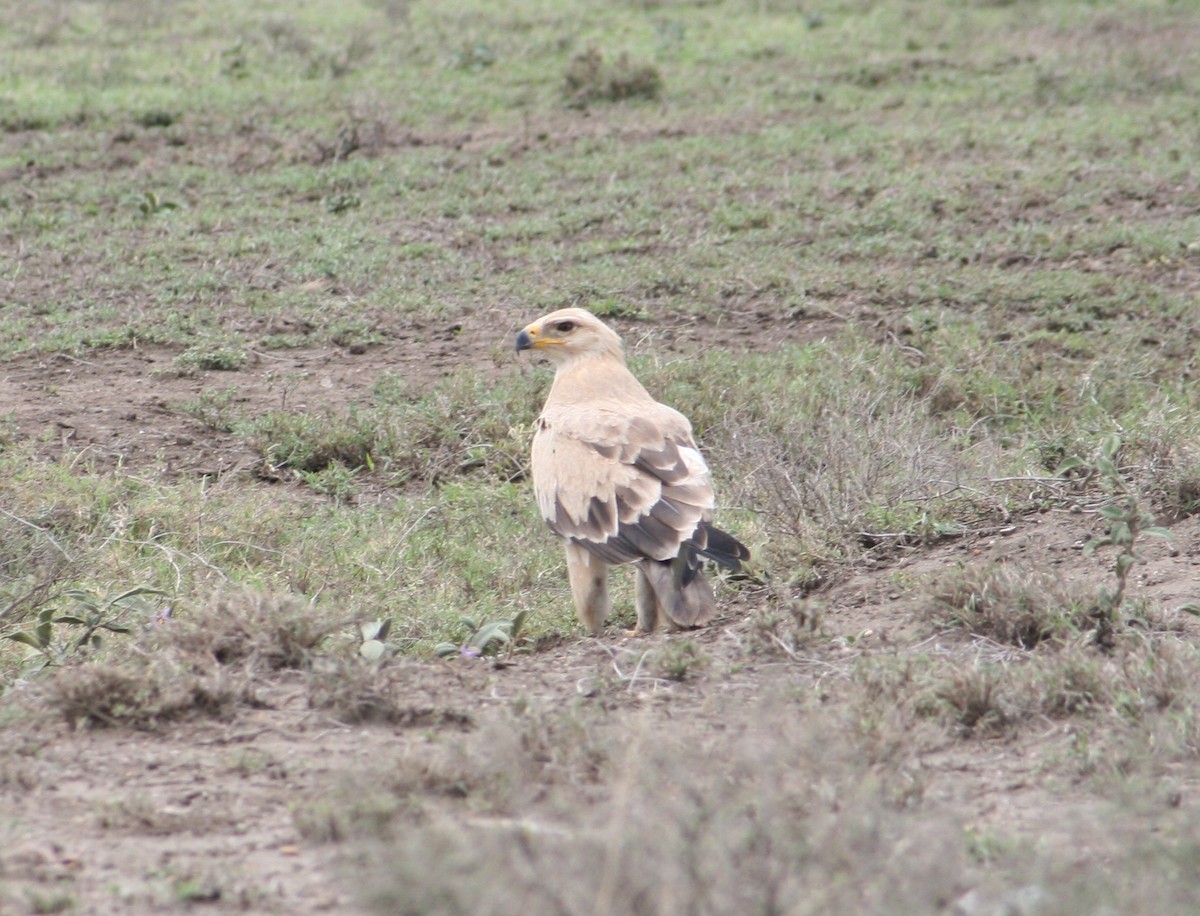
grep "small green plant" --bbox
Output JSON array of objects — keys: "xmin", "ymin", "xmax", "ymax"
[
  {"xmin": 1059, "ymin": 434, "xmax": 1171, "ymax": 647},
  {"xmin": 226, "ymin": 747, "xmax": 279, "ymax": 778},
  {"xmin": 219, "ymin": 42, "xmax": 249, "ymax": 79},
  {"xmin": 451, "ymin": 41, "xmax": 495, "ymax": 70},
  {"xmin": 324, "ymin": 192, "xmax": 361, "ymax": 214},
  {"xmin": 25, "ymin": 889, "xmax": 76, "ymax": 914},
  {"xmin": 179, "ymin": 387, "xmax": 243, "ymax": 432},
  {"xmin": 55, "ymin": 586, "xmax": 167, "ymax": 648},
  {"xmin": 174, "ymin": 344, "xmax": 247, "ymax": 373},
  {"xmin": 135, "ymin": 109, "xmax": 178, "ymax": 128},
  {"xmin": 653, "ymin": 639, "xmax": 707, "ymax": 682},
  {"xmin": 302, "ymin": 460, "xmax": 360, "ymax": 503},
  {"xmin": 587, "ymin": 298, "xmax": 649, "ymax": 320},
  {"xmin": 962, "ymin": 825, "xmax": 1015, "ymax": 866},
  {"xmin": 1085, "ymin": 495, "xmax": 1166, "ymax": 643},
  {"xmin": 435, "ymin": 610, "xmax": 528, "ymax": 659},
  {"xmin": 3, "ymin": 586, "xmax": 166, "ymax": 668},
  {"xmin": 135, "ymin": 190, "xmax": 181, "ymax": 216},
  {"xmin": 171, "ymin": 875, "xmax": 222, "ymax": 905},
  {"xmin": 241, "ymin": 408, "xmax": 377, "ymax": 474}
]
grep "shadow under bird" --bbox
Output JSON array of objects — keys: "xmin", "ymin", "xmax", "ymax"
[{"xmin": 515, "ymin": 307, "xmax": 750, "ymax": 635}]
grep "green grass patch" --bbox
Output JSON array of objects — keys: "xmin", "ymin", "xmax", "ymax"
[{"xmin": 0, "ymin": 0, "xmax": 1196, "ymax": 646}]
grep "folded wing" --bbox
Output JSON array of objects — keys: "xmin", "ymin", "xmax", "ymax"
[{"xmin": 532, "ymin": 406, "xmax": 715, "ymax": 567}]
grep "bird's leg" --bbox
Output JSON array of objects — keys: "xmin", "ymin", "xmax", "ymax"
[
  {"xmin": 565, "ymin": 541, "xmax": 610, "ymax": 635},
  {"xmin": 634, "ymin": 563, "xmax": 662, "ymax": 634}
]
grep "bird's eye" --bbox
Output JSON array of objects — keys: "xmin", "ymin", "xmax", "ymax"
[{"xmin": 556, "ymin": 321, "xmax": 576, "ymax": 333}]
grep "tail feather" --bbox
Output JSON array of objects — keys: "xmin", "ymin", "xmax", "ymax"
[
  {"xmin": 639, "ymin": 523, "xmax": 749, "ymax": 630},
  {"xmin": 695, "ymin": 522, "xmax": 751, "ymax": 571},
  {"xmin": 641, "ymin": 558, "xmax": 717, "ymax": 628}
]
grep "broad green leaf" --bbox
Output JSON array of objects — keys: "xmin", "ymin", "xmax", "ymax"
[
  {"xmin": 1055, "ymin": 456, "xmax": 1087, "ymax": 475},
  {"xmin": 52, "ymin": 615, "xmax": 90, "ymax": 626},
  {"xmin": 5, "ymin": 631, "xmax": 45, "ymax": 649},
  {"xmin": 469, "ymin": 621, "xmax": 511, "ymax": 650},
  {"xmin": 110, "ymin": 586, "xmax": 170, "ymax": 605},
  {"xmin": 510, "ymin": 610, "xmax": 528, "ymax": 639}
]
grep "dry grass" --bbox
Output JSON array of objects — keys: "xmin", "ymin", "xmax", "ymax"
[
  {"xmin": 743, "ymin": 595, "xmax": 825, "ymax": 658},
  {"xmin": 322, "ymin": 699, "xmax": 967, "ymax": 915},
  {"xmin": 45, "ymin": 661, "xmax": 242, "ymax": 731},
  {"xmin": 923, "ymin": 560, "xmax": 1089, "ymax": 648},
  {"xmin": 2, "ymin": 0, "xmax": 1200, "ymax": 910},
  {"xmin": 844, "ymin": 627, "xmax": 1200, "ymax": 753},
  {"xmin": 306, "ymin": 657, "xmax": 474, "ymax": 727},
  {"xmin": 676, "ymin": 342, "xmax": 987, "ymax": 571},
  {"xmin": 39, "ymin": 590, "xmax": 331, "ymax": 730},
  {"xmin": 165, "ymin": 591, "xmax": 334, "ymax": 670}
]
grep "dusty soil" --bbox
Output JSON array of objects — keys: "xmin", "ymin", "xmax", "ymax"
[
  {"xmin": 2, "ymin": 511, "xmax": 1198, "ymax": 912},
  {"xmin": 3, "ymin": 322, "xmax": 1200, "ymax": 913}
]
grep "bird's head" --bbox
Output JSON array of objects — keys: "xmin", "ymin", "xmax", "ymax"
[{"xmin": 515, "ymin": 308, "xmax": 624, "ymax": 365}]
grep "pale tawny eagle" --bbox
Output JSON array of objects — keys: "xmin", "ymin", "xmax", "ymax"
[{"xmin": 515, "ymin": 308, "xmax": 749, "ymax": 635}]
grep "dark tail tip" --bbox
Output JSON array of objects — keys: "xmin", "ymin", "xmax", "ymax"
[{"xmin": 696, "ymin": 523, "xmax": 750, "ymax": 571}]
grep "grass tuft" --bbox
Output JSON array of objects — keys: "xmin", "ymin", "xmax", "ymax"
[
  {"xmin": 46, "ymin": 660, "xmax": 240, "ymax": 731},
  {"xmin": 332, "ymin": 699, "xmax": 965, "ymax": 914},
  {"xmin": 306, "ymin": 658, "xmax": 474, "ymax": 727},
  {"xmin": 173, "ymin": 344, "xmax": 248, "ymax": 374},
  {"xmin": 564, "ymin": 47, "xmax": 663, "ymax": 107},
  {"xmin": 37, "ymin": 591, "xmax": 330, "ymax": 729},
  {"xmin": 924, "ymin": 561, "xmax": 1087, "ymax": 648},
  {"xmin": 744, "ymin": 596, "xmax": 823, "ymax": 658}
]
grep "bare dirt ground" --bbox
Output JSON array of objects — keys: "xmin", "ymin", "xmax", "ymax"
[{"xmin": 3, "ymin": 322, "xmax": 1200, "ymax": 912}]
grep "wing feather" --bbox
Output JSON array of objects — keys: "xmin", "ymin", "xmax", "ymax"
[{"xmin": 531, "ymin": 403, "xmax": 715, "ymax": 565}]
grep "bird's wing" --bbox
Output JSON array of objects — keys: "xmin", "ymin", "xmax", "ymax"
[{"xmin": 532, "ymin": 404, "xmax": 714, "ymax": 566}]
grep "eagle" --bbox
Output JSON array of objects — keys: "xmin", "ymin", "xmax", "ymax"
[{"xmin": 515, "ymin": 308, "xmax": 749, "ymax": 635}]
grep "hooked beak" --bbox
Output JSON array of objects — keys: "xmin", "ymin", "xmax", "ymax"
[{"xmin": 515, "ymin": 323, "xmax": 566, "ymax": 352}]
